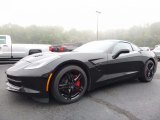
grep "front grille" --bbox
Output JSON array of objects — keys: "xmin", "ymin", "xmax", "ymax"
[{"xmin": 7, "ymin": 75, "xmax": 22, "ymax": 87}]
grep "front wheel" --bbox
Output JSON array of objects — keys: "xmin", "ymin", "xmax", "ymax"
[
  {"xmin": 139, "ymin": 60, "xmax": 155, "ymax": 82},
  {"xmin": 50, "ymin": 65, "xmax": 88, "ymax": 104}
]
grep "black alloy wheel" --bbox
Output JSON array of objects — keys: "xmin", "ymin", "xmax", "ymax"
[
  {"xmin": 139, "ymin": 60, "xmax": 155, "ymax": 82},
  {"xmin": 51, "ymin": 65, "xmax": 87, "ymax": 104},
  {"xmin": 145, "ymin": 61, "xmax": 154, "ymax": 80}
]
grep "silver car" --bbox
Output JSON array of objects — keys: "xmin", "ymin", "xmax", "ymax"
[
  {"xmin": 153, "ymin": 46, "xmax": 160, "ymax": 61},
  {"xmin": 140, "ymin": 47, "xmax": 151, "ymax": 51}
]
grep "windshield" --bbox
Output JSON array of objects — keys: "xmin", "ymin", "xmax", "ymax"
[{"xmin": 73, "ymin": 40, "xmax": 115, "ymax": 53}]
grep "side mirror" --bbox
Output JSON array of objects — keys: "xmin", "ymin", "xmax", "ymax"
[{"xmin": 112, "ymin": 49, "xmax": 130, "ymax": 59}]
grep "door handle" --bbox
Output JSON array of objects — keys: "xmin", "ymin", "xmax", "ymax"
[{"xmin": 3, "ymin": 45, "xmax": 8, "ymax": 47}]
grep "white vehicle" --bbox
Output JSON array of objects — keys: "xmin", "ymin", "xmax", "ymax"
[
  {"xmin": 140, "ymin": 47, "xmax": 151, "ymax": 51},
  {"xmin": 155, "ymin": 45, "xmax": 160, "ymax": 48},
  {"xmin": 0, "ymin": 35, "xmax": 53, "ymax": 59},
  {"xmin": 153, "ymin": 46, "xmax": 160, "ymax": 61}
]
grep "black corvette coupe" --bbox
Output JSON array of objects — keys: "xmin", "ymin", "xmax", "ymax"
[{"xmin": 6, "ymin": 40, "xmax": 158, "ymax": 103}]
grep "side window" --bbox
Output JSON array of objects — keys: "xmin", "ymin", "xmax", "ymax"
[
  {"xmin": 112, "ymin": 42, "xmax": 133, "ymax": 54},
  {"xmin": 0, "ymin": 36, "xmax": 6, "ymax": 44}
]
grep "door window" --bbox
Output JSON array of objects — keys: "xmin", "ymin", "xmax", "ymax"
[
  {"xmin": 0, "ymin": 36, "xmax": 6, "ymax": 44},
  {"xmin": 112, "ymin": 42, "xmax": 133, "ymax": 54}
]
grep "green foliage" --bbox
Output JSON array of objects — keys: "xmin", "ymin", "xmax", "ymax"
[{"xmin": 0, "ymin": 23, "xmax": 160, "ymax": 47}]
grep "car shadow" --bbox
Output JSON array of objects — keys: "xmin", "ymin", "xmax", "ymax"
[
  {"xmin": 87, "ymin": 78, "xmax": 141, "ymax": 95},
  {"xmin": 7, "ymin": 78, "xmax": 142, "ymax": 107}
]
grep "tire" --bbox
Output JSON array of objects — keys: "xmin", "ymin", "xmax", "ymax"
[
  {"xmin": 139, "ymin": 60, "xmax": 155, "ymax": 82},
  {"xmin": 50, "ymin": 65, "xmax": 88, "ymax": 104},
  {"xmin": 29, "ymin": 49, "xmax": 42, "ymax": 55}
]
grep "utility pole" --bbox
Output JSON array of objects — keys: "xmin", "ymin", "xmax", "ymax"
[{"xmin": 96, "ymin": 11, "xmax": 101, "ymax": 40}]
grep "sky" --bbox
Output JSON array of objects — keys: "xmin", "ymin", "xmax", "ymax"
[{"xmin": 1, "ymin": 0, "xmax": 160, "ymax": 31}]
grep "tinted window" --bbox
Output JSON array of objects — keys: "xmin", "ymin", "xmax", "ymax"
[
  {"xmin": 112, "ymin": 42, "xmax": 133, "ymax": 54},
  {"xmin": 0, "ymin": 36, "xmax": 6, "ymax": 44},
  {"xmin": 74, "ymin": 40, "xmax": 115, "ymax": 53}
]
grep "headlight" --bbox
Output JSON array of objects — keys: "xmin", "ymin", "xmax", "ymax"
[{"xmin": 24, "ymin": 56, "xmax": 60, "ymax": 70}]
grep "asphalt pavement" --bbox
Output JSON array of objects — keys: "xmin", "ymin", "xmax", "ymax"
[{"xmin": 0, "ymin": 63, "xmax": 160, "ymax": 120}]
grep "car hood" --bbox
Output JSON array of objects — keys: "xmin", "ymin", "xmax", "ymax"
[
  {"xmin": 7, "ymin": 51, "xmax": 106, "ymax": 76},
  {"xmin": 21, "ymin": 52, "xmax": 69, "ymax": 63},
  {"xmin": 21, "ymin": 51, "xmax": 105, "ymax": 63},
  {"xmin": 7, "ymin": 52, "xmax": 69, "ymax": 72}
]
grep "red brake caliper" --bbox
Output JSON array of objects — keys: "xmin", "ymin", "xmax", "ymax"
[
  {"xmin": 74, "ymin": 75, "xmax": 81, "ymax": 88},
  {"xmin": 74, "ymin": 75, "xmax": 81, "ymax": 87},
  {"xmin": 74, "ymin": 80, "xmax": 80, "ymax": 87}
]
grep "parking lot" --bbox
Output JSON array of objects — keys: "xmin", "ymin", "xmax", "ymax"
[{"xmin": 0, "ymin": 63, "xmax": 159, "ymax": 120}]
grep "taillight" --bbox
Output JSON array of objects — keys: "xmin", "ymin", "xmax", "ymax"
[
  {"xmin": 59, "ymin": 46, "xmax": 65, "ymax": 52},
  {"xmin": 49, "ymin": 46, "xmax": 54, "ymax": 52}
]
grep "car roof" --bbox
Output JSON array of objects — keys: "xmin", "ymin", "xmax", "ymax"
[{"xmin": 92, "ymin": 39, "xmax": 128, "ymax": 43}]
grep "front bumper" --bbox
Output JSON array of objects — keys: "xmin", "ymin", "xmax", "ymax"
[{"xmin": 6, "ymin": 74, "xmax": 49, "ymax": 99}]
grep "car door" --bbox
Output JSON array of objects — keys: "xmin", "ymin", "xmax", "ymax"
[
  {"xmin": 0, "ymin": 36, "xmax": 11, "ymax": 58},
  {"xmin": 96, "ymin": 42, "xmax": 142, "ymax": 83}
]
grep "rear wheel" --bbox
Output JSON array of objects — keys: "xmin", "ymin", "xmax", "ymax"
[
  {"xmin": 50, "ymin": 65, "xmax": 87, "ymax": 104},
  {"xmin": 139, "ymin": 60, "xmax": 155, "ymax": 82}
]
